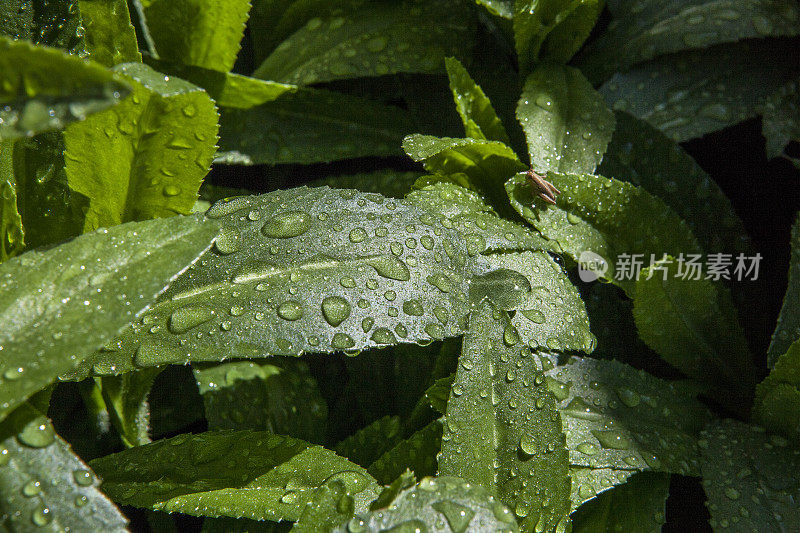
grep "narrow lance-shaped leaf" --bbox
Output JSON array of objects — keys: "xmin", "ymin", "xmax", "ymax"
[
  {"xmin": 768, "ymin": 213, "xmax": 800, "ymax": 367},
  {"xmin": 334, "ymin": 416, "xmax": 402, "ymax": 469},
  {"xmin": 218, "ymin": 89, "xmax": 414, "ymax": 165},
  {"xmin": 506, "ymin": 171, "xmax": 703, "ymax": 296},
  {"xmin": 0, "ymin": 401, "xmax": 128, "ymax": 531},
  {"xmin": 0, "ymin": 213, "xmax": 219, "ymax": 423},
  {"xmin": 64, "ymin": 62, "xmax": 219, "ymax": 232},
  {"xmin": 336, "ymin": 476, "xmax": 520, "ymax": 532},
  {"xmin": 0, "ymin": 140, "xmax": 24, "ymax": 262},
  {"xmin": 139, "ymin": 0, "xmax": 251, "ymax": 72},
  {"xmin": 598, "ymin": 111, "xmax": 750, "ymax": 256},
  {"xmin": 578, "ymin": 0, "xmax": 800, "ymax": 84},
  {"xmin": 475, "ymin": 0, "xmax": 514, "ymax": 18},
  {"xmin": 600, "ymin": 40, "xmax": 800, "ymax": 142},
  {"xmin": 517, "ymin": 63, "xmax": 615, "ymax": 176},
  {"xmin": 761, "ymin": 76, "xmax": 800, "ymax": 164},
  {"xmin": 754, "ymin": 338, "xmax": 800, "ymax": 440},
  {"xmin": 439, "ymin": 301, "xmax": 572, "ymax": 532},
  {"xmin": 292, "ymin": 480, "xmax": 355, "ymax": 532},
  {"xmin": 368, "ymin": 420, "xmax": 443, "ymax": 485},
  {"xmin": 253, "ymin": 0, "xmax": 476, "ymax": 85},
  {"xmin": 0, "ymin": 37, "xmax": 130, "ymax": 139},
  {"xmin": 80, "ymin": 187, "xmax": 475, "ymax": 376},
  {"xmin": 699, "ymin": 419, "xmax": 800, "ymax": 531},
  {"xmin": 633, "ymin": 258, "xmax": 756, "ymax": 405},
  {"xmin": 97, "ymin": 368, "xmax": 163, "ymax": 447},
  {"xmin": 545, "ymin": 357, "xmax": 710, "ymax": 507},
  {"xmin": 79, "ymin": 0, "xmax": 142, "ymax": 67},
  {"xmin": 445, "ymin": 57, "xmax": 512, "ymax": 144},
  {"xmin": 89, "ymin": 431, "xmax": 382, "ymax": 522}
]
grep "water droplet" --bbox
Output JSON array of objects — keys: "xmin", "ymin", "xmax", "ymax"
[
  {"xmin": 18, "ymin": 419, "xmax": 55, "ymax": 448},
  {"xmin": 563, "ymin": 397, "xmax": 602, "ymax": 420},
  {"xmin": 280, "ymin": 491, "xmax": 298, "ymax": 504},
  {"xmin": 22, "ymin": 480, "xmax": 41, "ymax": 497},
  {"xmin": 725, "ymin": 487, "xmax": 740, "ymax": 500},
  {"xmin": 73, "ymin": 469, "xmax": 93, "ymax": 486},
  {"xmin": 332, "ymin": 332, "xmax": 355, "ymax": 350},
  {"xmin": 576, "ymin": 442, "xmax": 599, "ymax": 455},
  {"xmin": 752, "ymin": 15, "xmax": 773, "ymax": 35},
  {"xmin": 425, "ymin": 323, "xmax": 445, "ymax": 339},
  {"xmin": 699, "ymin": 103, "xmax": 731, "ymax": 121},
  {"xmin": 616, "ymin": 388, "xmax": 640, "ymax": 407},
  {"xmin": 277, "ymin": 301, "xmax": 304, "ymax": 321},
  {"xmin": 519, "ymin": 433, "xmax": 538, "ymax": 455},
  {"xmin": 591, "ymin": 429, "xmax": 633, "ymax": 450},
  {"xmin": 402, "ymin": 299, "xmax": 424, "ymax": 316},
  {"xmin": 432, "ymin": 499, "xmax": 475, "ymax": 533},
  {"xmin": 163, "ymin": 185, "xmax": 181, "ymax": 197},
  {"xmin": 322, "ymin": 296, "xmax": 351, "ymax": 326},
  {"xmin": 349, "ymin": 228, "xmax": 367, "ymax": 243},
  {"xmin": 366, "ymin": 256, "xmax": 410, "ymax": 281},
  {"xmin": 362, "ymin": 317, "xmax": 374, "ymax": 332},
  {"xmin": 545, "ymin": 377, "xmax": 571, "ymax": 401},
  {"xmin": 214, "ymin": 227, "xmax": 241, "ymax": 255},
  {"xmin": 31, "ymin": 505, "xmax": 52, "ymax": 527},
  {"xmin": 168, "ymin": 305, "xmax": 215, "ymax": 334},
  {"xmin": 521, "ymin": 309, "xmax": 546, "ymax": 324},
  {"xmin": 535, "ymin": 95, "xmax": 553, "ymax": 110},
  {"xmin": 262, "ymin": 211, "xmax": 312, "ymax": 238},
  {"xmin": 366, "ymin": 36, "xmax": 388, "ymax": 52},
  {"xmin": 371, "ymin": 327, "xmax": 396, "ymax": 344}
]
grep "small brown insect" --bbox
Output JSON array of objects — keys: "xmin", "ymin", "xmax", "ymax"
[{"xmin": 526, "ymin": 168, "xmax": 561, "ymax": 205}]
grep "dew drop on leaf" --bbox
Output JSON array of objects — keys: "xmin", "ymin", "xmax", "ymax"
[
  {"xmin": 322, "ymin": 296, "xmax": 351, "ymax": 327},
  {"xmin": 261, "ymin": 211, "xmax": 312, "ymax": 238}
]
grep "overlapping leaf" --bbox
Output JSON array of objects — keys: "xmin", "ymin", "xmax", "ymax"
[
  {"xmin": 0, "ymin": 37, "xmax": 130, "ymax": 139},
  {"xmin": 439, "ymin": 301, "xmax": 572, "ymax": 532},
  {"xmin": 79, "ymin": 0, "xmax": 142, "ymax": 66},
  {"xmin": 98, "ymin": 368, "xmax": 163, "ymax": 447},
  {"xmin": 0, "ymin": 141, "xmax": 24, "ymax": 262},
  {"xmin": 64, "ymin": 62, "xmax": 219, "ymax": 231},
  {"xmin": 311, "ymin": 170, "xmax": 420, "ymax": 199},
  {"xmin": 754, "ymin": 338, "xmax": 800, "ymax": 439},
  {"xmin": 516, "ymin": 63, "xmax": 615, "ymax": 175},
  {"xmin": 0, "ymin": 214, "xmax": 218, "ymax": 422},
  {"xmin": 334, "ymin": 416, "xmax": 402, "ymax": 469},
  {"xmin": 292, "ymin": 480, "xmax": 355, "ymax": 532},
  {"xmin": 761, "ymin": 76, "xmax": 800, "ymax": 163},
  {"xmin": 769, "ymin": 214, "xmax": 800, "ymax": 368},
  {"xmin": 0, "ymin": 402, "xmax": 128, "ymax": 532},
  {"xmin": 368, "ymin": 420, "xmax": 442, "ymax": 485},
  {"xmin": 599, "ymin": 40, "xmax": 800, "ymax": 142},
  {"xmin": 506, "ymin": 171, "xmax": 703, "ymax": 295},
  {"xmin": 700, "ymin": 419, "xmax": 800, "ymax": 531},
  {"xmin": 89, "ymin": 431, "xmax": 382, "ymax": 522},
  {"xmin": 445, "ymin": 57, "xmax": 511, "ymax": 144},
  {"xmin": 253, "ymin": 0, "xmax": 476, "ymax": 85}
]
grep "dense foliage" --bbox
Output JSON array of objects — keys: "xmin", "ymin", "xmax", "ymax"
[{"xmin": 1, "ymin": 0, "xmax": 799, "ymax": 531}]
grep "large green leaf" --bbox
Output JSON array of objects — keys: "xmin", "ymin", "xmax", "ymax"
[
  {"xmin": 79, "ymin": 187, "xmax": 476, "ymax": 375},
  {"xmin": 218, "ymin": 89, "xmax": 414, "ymax": 165},
  {"xmin": 439, "ymin": 301, "xmax": 571, "ymax": 532},
  {"xmin": 335, "ymin": 476, "xmax": 520, "ymax": 532},
  {"xmin": 139, "ymin": 0, "xmax": 251, "ymax": 72},
  {"xmin": 699, "ymin": 419, "xmax": 800, "ymax": 531},
  {"xmin": 571, "ymin": 472, "xmax": 670, "ymax": 533},
  {"xmin": 0, "ymin": 0, "xmax": 85, "ymax": 53},
  {"xmin": 506, "ymin": 171, "xmax": 703, "ymax": 296},
  {"xmin": 445, "ymin": 57, "xmax": 511, "ymax": 144},
  {"xmin": 599, "ymin": 40, "xmax": 800, "ymax": 142},
  {"xmin": 292, "ymin": 480, "xmax": 355, "ymax": 532},
  {"xmin": 0, "ymin": 214, "xmax": 219, "ymax": 423},
  {"xmin": 0, "ymin": 37, "xmax": 130, "ymax": 140},
  {"xmin": 761, "ymin": 76, "xmax": 800, "ymax": 163},
  {"xmin": 253, "ymin": 0, "xmax": 476, "ymax": 85},
  {"xmin": 513, "ymin": 0, "xmax": 603, "ymax": 72},
  {"xmin": 598, "ymin": 112, "xmax": 750, "ymax": 255},
  {"xmin": 754, "ymin": 338, "xmax": 800, "ymax": 440},
  {"xmin": 89, "ymin": 431, "xmax": 382, "ymax": 522},
  {"xmin": 193, "ymin": 359, "xmax": 327, "ymax": 443},
  {"xmin": 517, "ymin": 63, "xmax": 615, "ymax": 175},
  {"xmin": 79, "ymin": 0, "xmax": 142, "ymax": 66},
  {"xmin": 633, "ymin": 258, "xmax": 756, "ymax": 404},
  {"xmin": 579, "ymin": 0, "xmax": 800, "ymax": 84},
  {"xmin": 546, "ymin": 358, "xmax": 709, "ymax": 506},
  {"xmin": 0, "ymin": 141, "xmax": 24, "ymax": 262},
  {"xmin": 768, "ymin": 213, "xmax": 800, "ymax": 368},
  {"xmin": 0, "ymin": 401, "xmax": 128, "ymax": 532},
  {"xmin": 64, "ymin": 62, "xmax": 219, "ymax": 231}
]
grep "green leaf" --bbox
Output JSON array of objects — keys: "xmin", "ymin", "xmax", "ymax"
[
  {"xmin": 139, "ymin": 0, "xmax": 251, "ymax": 72},
  {"xmin": 64, "ymin": 62, "xmax": 219, "ymax": 231},
  {"xmin": 0, "ymin": 402, "xmax": 128, "ymax": 531},
  {"xmin": 439, "ymin": 301, "xmax": 571, "ymax": 532},
  {"xmin": 546, "ymin": 357, "xmax": 709, "ymax": 504},
  {"xmin": 761, "ymin": 76, "xmax": 800, "ymax": 164},
  {"xmin": 0, "ymin": 37, "xmax": 130, "ymax": 140},
  {"xmin": 252, "ymin": 0, "xmax": 476, "ymax": 85},
  {"xmin": 571, "ymin": 472, "xmax": 670, "ymax": 533},
  {"xmin": 598, "ymin": 111, "xmax": 750, "ymax": 256},
  {"xmin": 579, "ymin": 0, "xmax": 800, "ymax": 84},
  {"xmin": 506, "ymin": 171, "xmax": 703, "ymax": 296},
  {"xmin": 754, "ymin": 338, "xmax": 800, "ymax": 440},
  {"xmin": 82, "ymin": 187, "xmax": 476, "ymax": 375},
  {"xmin": 218, "ymin": 89, "xmax": 414, "ymax": 165},
  {"xmin": 193, "ymin": 359, "xmax": 327, "ymax": 443},
  {"xmin": 79, "ymin": 0, "xmax": 142, "ymax": 66},
  {"xmin": 292, "ymin": 480, "xmax": 355, "ymax": 532},
  {"xmin": 310, "ymin": 170, "xmax": 421, "ymax": 199},
  {"xmin": 334, "ymin": 416, "xmax": 402, "ymax": 469},
  {"xmin": 599, "ymin": 40, "xmax": 800, "ymax": 142},
  {"xmin": 368, "ymin": 420, "xmax": 443, "ymax": 485},
  {"xmin": 336, "ymin": 476, "xmax": 520, "ymax": 532},
  {"xmin": 423, "ymin": 375, "xmax": 454, "ymax": 415},
  {"xmin": 633, "ymin": 258, "xmax": 755, "ymax": 403},
  {"xmin": 89, "ymin": 430, "xmax": 382, "ymax": 522},
  {"xmin": 476, "ymin": 0, "xmax": 514, "ymax": 18},
  {"xmin": 699, "ymin": 419, "xmax": 800, "ymax": 531},
  {"xmin": 470, "ymin": 251, "xmax": 595, "ymax": 352},
  {"xmin": 0, "ymin": 213, "xmax": 219, "ymax": 423},
  {"xmin": 98, "ymin": 368, "xmax": 163, "ymax": 447},
  {"xmin": 517, "ymin": 63, "xmax": 615, "ymax": 175},
  {"xmin": 768, "ymin": 213, "xmax": 800, "ymax": 368},
  {"xmin": 445, "ymin": 57, "xmax": 511, "ymax": 144},
  {"xmin": 0, "ymin": 140, "xmax": 24, "ymax": 262},
  {"xmin": 513, "ymin": 0, "xmax": 603, "ymax": 72},
  {"xmin": 0, "ymin": 0, "xmax": 85, "ymax": 53}
]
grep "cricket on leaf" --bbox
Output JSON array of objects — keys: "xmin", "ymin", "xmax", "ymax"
[{"xmin": 527, "ymin": 168, "xmax": 561, "ymax": 205}]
